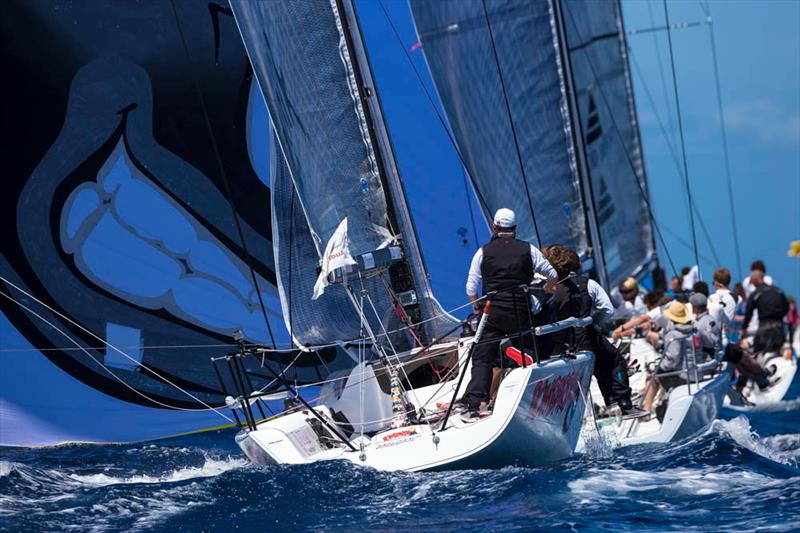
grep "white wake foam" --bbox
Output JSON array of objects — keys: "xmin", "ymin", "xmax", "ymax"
[
  {"xmin": 69, "ymin": 456, "xmax": 247, "ymax": 486},
  {"xmin": 569, "ymin": 466, "xmax": 779, "ymax": 500},
  {"xmin": 712, "ymin": 416, "xmax": 797, "ymax": 466},
  {"xmin": 0, "ymin": 460, "xmax": 18, "ymax": 477}
]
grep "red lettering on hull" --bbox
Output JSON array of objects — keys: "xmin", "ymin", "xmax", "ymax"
[{"xmin": 527, "ymin": 373, "xmax": 580, "ymax": 418}]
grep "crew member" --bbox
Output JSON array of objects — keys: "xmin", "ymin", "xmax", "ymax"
[
  {"xmin": 641, "ymin": 301, "xmax": 693, "ymax": 413},
  {"xmin": 462, "ymin": 208, "xmax": 557, "ymax": 421},
  {"xmin": 612, "ymin": 277, "xmax": 647, "ymax": 319},
  {"xmin": 693, "ymin": 292, "xmax": 773, "ymax": 389},
  {"xmin": 743, "ymin": 270, "xmax": 790, "ymax": 353},
  {"xmin": 541, "ymin": 245, "xmax": 643, "ymax": 416},
  {"xmin": 708, "ymin": 268, "xmax": 737, "ymax": 337}
]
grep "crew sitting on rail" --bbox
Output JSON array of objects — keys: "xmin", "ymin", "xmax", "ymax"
[
  {"xmin": 611, "ymin": 290, "xmax": 672, "ymax": 346},
  {"xmin": 640, "ymin": 301, "xmax": 694, "ymax": 414},
  {"xmin": 540, "ymin": 244, "xmax": 645, "ymax": 418},
  {"xmin": 693, "ymin": 291, "xmax": 774, "ymax": 390},
  {"xmin": 462, "ymin": 208, "xmax": 557, "ymax": 422},
  {"xmin": 611, "ymin": 277, "xmax": 647, "ymax": 320}
]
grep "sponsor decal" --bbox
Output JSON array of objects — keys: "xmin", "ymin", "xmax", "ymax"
[
  {"xmin": 374, "ymin": 428, "xmax": 420, "ymax": 450},
  {"xmin": 527, "ymin": 373, "xmax": 580, "ymax": 418},
  {"xmin": 382, "ymin": 428, "xmax": 418, "ymax": 442}
]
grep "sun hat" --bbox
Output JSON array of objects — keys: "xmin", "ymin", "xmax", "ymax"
[
  {"xmin": 493, "ymin": 208, "xmax": 516, "ymax": 228},
  {"xmin": 663, "ymin": 301, "xmax": 691, "ymax": 324}
]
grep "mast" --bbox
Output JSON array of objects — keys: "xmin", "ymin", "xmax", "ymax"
[
  {"xmin": 338, "ymin": 0, "xmax": 456, "ymax": 340},
  {"xmin": 551, "ymin": 0, "xmax": 609, "ymax": 288}
]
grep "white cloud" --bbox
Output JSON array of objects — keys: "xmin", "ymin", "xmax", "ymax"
[{"xmin": 724, "ymin": 99, "xmax": 800, "ymax": 145}]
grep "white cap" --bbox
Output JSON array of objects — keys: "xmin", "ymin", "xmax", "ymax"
[{"xmin": 493, "ymin": 208, "xmax": 516, "ymax": 228}]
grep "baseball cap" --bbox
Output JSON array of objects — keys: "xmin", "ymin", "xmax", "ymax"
[
  {"xmin": 689, "ymin": 293, "xmax": 707, "ymax": 308},
  {"xmin": 493, "ymin": 208, "xmax": 516, "ymax": 228}
]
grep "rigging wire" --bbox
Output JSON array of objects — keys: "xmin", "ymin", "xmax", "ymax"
[
  {"xmin": 560, "ymin": 2, "xmax": 678, "ymax": 279},
  {"xmin": 698, "ymin": 2, "xmax": 744, "ymax": 280},
  {"xmin": 628, "ymin": 47, "xmax": 722, "ymax": 266},
  {"xmin": 168, "ymin": 0, "xmax": 277, "ymax": 347},
  {"xmin": 375, "ymin": 0, "xmax": 493, "ymax": 221},
  {"xmin": 462, "ymin": 167, "xmax": 481, "ymax": 250},
  {"xmin": 662, "ymin": 0, "xmax": 701, "ymax": 274},
  {"xmin": 0, "ymin": 282, "xmax": 234, "ymax": 421},
  {"xmin": 660, "ymin": 223, "xmax": 716, "ymax": 265},
  {"xmin": 646, "ymin": 1, "xmax": 678, "ymax": 162},
  {"xmin": 479, "ymin": 0, "xmax": 542, "ymax": 245}
]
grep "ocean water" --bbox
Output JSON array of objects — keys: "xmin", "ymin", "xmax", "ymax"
[{"xmin": 2, "ymin": 378, "xmax": 798, "ymax": 532}]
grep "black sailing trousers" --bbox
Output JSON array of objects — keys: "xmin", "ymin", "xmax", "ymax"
[
  {"xmin": 590, "ymin": 331, "xmax": 633, "ymax": 409},
  {"xmin": 463, "ymin": 307, "xmax": 531, "ymax": 411}
]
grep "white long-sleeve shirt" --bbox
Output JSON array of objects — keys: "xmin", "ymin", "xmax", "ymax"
[
  {"xmin": 709, "ymin": 288, "xmax": 736, "ymax": 330},
  {"xmin": 588, "ymin": 279, "xmax": 615, "ymax": 326},
  {"xmin": 465, "ymin": 244, "xmax": 557, "ymax": 297}
]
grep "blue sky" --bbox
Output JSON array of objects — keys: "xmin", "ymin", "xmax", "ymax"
[
  {"xmin": 622, "ymin": 0, "xmax": 800, "ymax": 297},
  {"xmin": 355, "ymin": 0, "xmax": 799, "ymax": 307}
]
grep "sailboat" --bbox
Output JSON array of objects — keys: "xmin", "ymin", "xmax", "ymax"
[
  {"xmin": 411, "ymin": 0, "xmax": 731, "ymax": 449},
  {"xmin": 0, "ymin": 0, "xmax": 336, "ymax": 446},
  {"xmin": 583, "ymin": 336, "xmax": 730, "ymax": 447},
  {"xmin": 223, "ymin": 0, "xmax": 597, "ymax": 471}
]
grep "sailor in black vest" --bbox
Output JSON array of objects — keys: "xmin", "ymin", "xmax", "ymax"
[
  {"xmin": 462, "ymin": 208, "xmax": 557, "ymax": 421},
  {"xmin": 541, "ymin": 244, "xmax": 643, "ymax": 417},
  {"xmin": 743, "ymin": 269, "xmax": 790, "ymax": 353}
]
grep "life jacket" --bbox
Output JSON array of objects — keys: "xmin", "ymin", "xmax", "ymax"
[
  {"xmin": 543, "ymin": 275, "xmax": 593, "ymax": 354},
  {"xmin": 480, "ymin": 235, "xmax": 533, "ymax": 310}
]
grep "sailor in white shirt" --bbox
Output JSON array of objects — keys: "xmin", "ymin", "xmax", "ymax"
[
  {"xmin": 681, "ymin": 265, "xmax": 700, "ymax": 292},
  {"xmin": 465, "ymin": 225, "xmax": 557, "ymax": 311},
  {"xmin": 708, "ymin": 268, "xmax": 736, "ymax": 342},
  {"xmin": 742, "ymin": 260, "xmax": 773, "ymax": 297},
  {"xmin": 461, "ymin": 208, "xmax": 557, "ymax": 419}
]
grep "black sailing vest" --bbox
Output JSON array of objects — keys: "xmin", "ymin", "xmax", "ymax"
[
  {"xmin": 480, "ymin": 235, "xmax": 533, "ymax": 310},
  {"xmin": 544, "ymin": 275, "xmax": 593, "ymax": 352}
]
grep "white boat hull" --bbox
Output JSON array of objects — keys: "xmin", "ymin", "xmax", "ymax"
[
  {"xmin": 237, "ymin": 351, "xmax": 595, "ymax": 472},
  {"xmin": 582, "ymin": 338, "xmax": 731, "ymax": 448}
]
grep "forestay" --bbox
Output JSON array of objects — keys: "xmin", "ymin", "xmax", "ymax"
[
  {"xmin": 560, "ymin": 0, "xmax": 655, "ymax": 287},
  {"xmin": 409, "ymin": 0, "xmax": 587, "ymax": 255}
]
